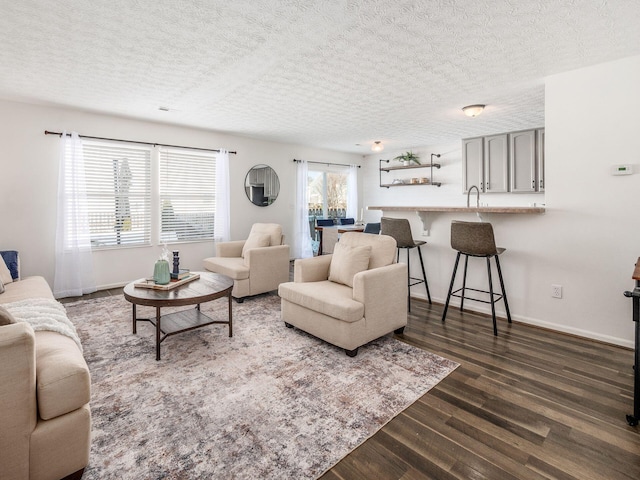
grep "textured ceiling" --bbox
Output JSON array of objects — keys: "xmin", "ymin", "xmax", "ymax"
[{"xmin": 1, "ymin": 0, "xmax": 639, "ymax": 153}]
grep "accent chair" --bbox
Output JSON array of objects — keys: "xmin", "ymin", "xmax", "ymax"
[
  {"xmin": 203, "ymin": 223, "xmax": 290, "ymax": 302},
  {"xmin": 278, "ymin": 232, "xmax": 407, "ymax": 357}
]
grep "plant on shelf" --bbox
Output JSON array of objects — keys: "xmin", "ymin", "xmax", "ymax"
[{"xmin": 393, "ymin": 151, "xmax": 420, "ymax": 166}]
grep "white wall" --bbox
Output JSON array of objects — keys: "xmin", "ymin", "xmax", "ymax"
[
  {"xmin": 0, "ymin": 100, "xmax": 361, "ymax": 290},
  {"xmin": 362, "ymin": 55, "xmax": 640, "ymax": 347},
  {"xmin": 2, "ymin": 54, "xmax": 638, "ymax": 346}
]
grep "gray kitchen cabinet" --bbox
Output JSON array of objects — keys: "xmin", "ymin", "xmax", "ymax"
[
  {"xmin": 463, "ymin": 127, "xmax": 544, "ymax": 194},
  {"xmin": 537, "ymin": 128, "xmax": 545, "ymax": 192},
  {"xmin": 510, "ymin": 129, "xmax": 537, "ymax": 192},
  {"xmin": 484, "ymin": 133, "xmax": 509, "ymax": 193},
  {"xmin": 462, "ymin": 137, "xmax": 483, "ymax": 193},
  {"xmin": 462, "ymin": 134, "xmax": 508, "ymax": 193},
  {"xmin": 509, "ymin": 129, "xmax": 545, "ymax": 193}
]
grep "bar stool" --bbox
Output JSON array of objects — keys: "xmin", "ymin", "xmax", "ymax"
[
  {"xmin": 380, "ymin": 217, "xmax": 432, "ymax": 311},
  {"xmin": 441, "ymin": 220, "xmax": 512, "ymax": 336}
]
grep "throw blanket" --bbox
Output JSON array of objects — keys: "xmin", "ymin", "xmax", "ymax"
[{"xmin": 4, "ymin": 298, "xmax": 82, "ymax": 351}]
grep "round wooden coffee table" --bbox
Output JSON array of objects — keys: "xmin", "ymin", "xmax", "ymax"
[{"xmin": 123, "ymin": 271, "xmax": 234, "ymax": 360}]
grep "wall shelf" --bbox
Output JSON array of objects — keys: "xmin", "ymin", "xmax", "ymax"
[{"xmin": 379, "ymin": 155, "xmax": 442, "ymax": 188}]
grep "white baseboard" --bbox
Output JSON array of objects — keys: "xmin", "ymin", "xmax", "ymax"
[{"xmin": 412, "ymin": 293, "xmax": 634, "ymax": 350}]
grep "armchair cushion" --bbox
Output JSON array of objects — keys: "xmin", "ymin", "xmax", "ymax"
[
  {"xmin": 278, "ymin": 280, "xmax": 364, "ymax": 322},
  {"xmin": 241, "ymin": 233, "xmax": 271, "ymax": 258},
  {"xmin": 248, "ymin": 223, "xmax": 283, "ymax": 246},
  {"xmin": 202, "ymin": 257, "xmax": 249, "ymax": 280},
  {"xmin": 328, "ymin": 243, "xmax": 371, "ymax": 287}
]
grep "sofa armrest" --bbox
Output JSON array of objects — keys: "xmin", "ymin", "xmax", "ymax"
[
  {"xmin": 215, "ymin": 240, "xmax": 245, "ymax": 258},
  {"xmin": 0, "ymin": 323, "xmax": 37, "ymax": 480},
  {"xmin": 352, "ymin": 263, "xmax": 408, "ymax": 330},
  {"xmin": 293, "ymin": 255, "xmax": 332, "ymax": 283}
]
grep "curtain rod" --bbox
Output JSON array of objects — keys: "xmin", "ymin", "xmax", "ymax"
[
  {"xmin": 293, "ymin": 159, "xmax": 360, "ymax": 168},
  {"xmin": 44, "ymin": 130, "xmax": 237, "ymax": 154}
]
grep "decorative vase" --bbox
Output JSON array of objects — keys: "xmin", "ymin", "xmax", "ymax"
[{"xmin": 153, "ymin": 259, "xmax": 171, "ymax": 285}]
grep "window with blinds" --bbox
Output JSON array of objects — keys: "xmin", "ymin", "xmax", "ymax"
[
  {"xmin": 159, "ymin": 148, "xmax": 216, "ymax": 243},
  {"xmin": 82, "ymin": 142, "xmax": 152, "ymax": 248}
]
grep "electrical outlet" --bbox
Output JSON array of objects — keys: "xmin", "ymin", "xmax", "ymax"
[{"xmin": 551, "ymin": 284, "xmax": 563, "ymax": 299}]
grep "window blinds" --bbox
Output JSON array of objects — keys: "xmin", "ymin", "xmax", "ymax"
[
  {"xmin": 159, "ymin": 148, "xmax": 216, "ymax": 243},
  {"xmin": 82, "ymin": 142, "xmax": 152, "ymax": 248}
]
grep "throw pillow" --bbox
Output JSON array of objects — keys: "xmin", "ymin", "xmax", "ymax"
[
  {"xmin": 0, "ymin": 251, "xmax": 19, "ymax": 280},
  {"xmin": 328, "ymin": 242, "xmax": 372, "ymax": 287},
  {"xmin": 0, "ymin": 258, "xmax": 12, "ymax": 285},
  {"xmin": 241, "ymin": 233, "xmax": 271, "ymax": 258},
  {"xmin": 0, "ymin": 305, "xmax": 17, "ymax": 326},
  {"xmin": 0, "ymin": 278, "xmax": 4, "ymax": 294}
]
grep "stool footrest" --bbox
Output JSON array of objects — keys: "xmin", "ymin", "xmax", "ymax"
[{"xmin": 451, "ymin": 287, "xmax": 504, "ymax": 305}]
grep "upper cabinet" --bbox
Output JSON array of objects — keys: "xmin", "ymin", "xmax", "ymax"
[
  {"xmin": 462, "ymin": 137, "xmax": 483, "ymax": 193},
  {"xmin": 510, "ymin": 130, "xmax": 536, "ymax": 192},
  {"xmin": 537, "ymin": 129, "xmax": 545, "ymax": 192},
  {"xmin": 462, "ymin": 134, "xmax": 508, "ymax": 193},
  {"xmin": 463, "ymin": 128, "xmax": 544, "ymax": 194}
]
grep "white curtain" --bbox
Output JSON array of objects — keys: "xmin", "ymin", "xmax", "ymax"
[
  {"xmin": 293, "ymin": 160, "xmax": 313, "ymax": 259},
  {"xmin": 214, "ymin": 149, "xmax": 230, "ymax": 242},
  {"xmin": 54, "ymin": 131, "xmax": 96, "ymax": 298},
  {"xmin": 346, "ymin": 164, "xmax": 358, "ymax": 220}
]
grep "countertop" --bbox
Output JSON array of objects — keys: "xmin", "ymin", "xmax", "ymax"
[{"xmin": 367, "ymin": 205, "xmax": 545, "ymax": 214}]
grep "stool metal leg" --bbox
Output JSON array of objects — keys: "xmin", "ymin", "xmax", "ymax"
[
  {"xmin": 406, "ymin": 248, "xmax": 411, "ymax": 312},
  {"xmin": 417, "ymin": 246, "xmax": 431, "ymax": 304},
  {"xmin": 495, "ymin": 256, "xmax": 512, "ymax": 323},
  {"xmin": 460, "ymin": 254, "xmax": 469, "ymax": 312},
  {"xmin": 487, "ymin": 257, "xmax": 498, "ymax": 336},
  {"xmin": 442, "ymin": 252, "xmax": 461, "ymax": 322}
]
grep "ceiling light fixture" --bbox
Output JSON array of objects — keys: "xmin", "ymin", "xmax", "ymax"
[
  {"xmin": 462, "ymin": 104, "xmax": 485, "ymax": 117},
  {"xmin": 371, "ymin": 141, "xmax": 384, "ymax": 152}
]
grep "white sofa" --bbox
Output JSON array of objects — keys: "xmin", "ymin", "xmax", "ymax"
[
  {"xmin": 278, "ymin": 232, "xmax": 407, "ymax": 356},
  {"xmin": 203, "ymin": 223, "xmax": 290, "ymax": 302},
  {"xmin": 0, "ymin": 254, "xmax": 91, "ymax": 480}
]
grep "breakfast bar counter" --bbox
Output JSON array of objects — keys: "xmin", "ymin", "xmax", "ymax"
[
  {"xmin": 367, "ymin": 205, "xmax": 545, "ymax": 234},
  {"xmin": 367, "ymin": 206, "xmax": 545, "ymax": 214}
]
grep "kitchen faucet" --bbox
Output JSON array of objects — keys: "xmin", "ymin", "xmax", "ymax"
[{"xmin": 467, "ymin": 185, "xmax": 480, "ymax": 208}]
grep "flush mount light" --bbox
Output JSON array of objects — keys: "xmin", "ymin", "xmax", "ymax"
[
  {"xmin": 371, "ymin": 141, "xmax": 384, "ymax": 152},
  {"xmin": 462, "ymin": 104, "xmax": 485, "ymax": 117}
]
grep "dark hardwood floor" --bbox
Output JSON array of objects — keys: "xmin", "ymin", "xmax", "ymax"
[
  {"xmin": 63, "ymin": 283, "xmax": 639, "ymax": 479},
  {"xmin": 321, "ymin": 299, "xmax": 640, "ymax": 480}
]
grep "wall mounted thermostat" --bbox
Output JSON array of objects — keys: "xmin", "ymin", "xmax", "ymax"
[{"xmin": 611, "ymin": 164, "xmax": 633, "ymax": 175}]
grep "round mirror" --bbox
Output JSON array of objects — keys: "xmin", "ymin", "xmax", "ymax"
[{"xmin": 244, "ymin": 164, "xmax": 280, "ymax": 206}]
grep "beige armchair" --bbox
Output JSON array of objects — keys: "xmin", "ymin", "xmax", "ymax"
[
  {"xmin": 203, "ymin": 223, "xmax": 290, "ymax": 302},
  {"xmin": 278, "ymin": 232, "xmax": 407, "ymax": 356}
]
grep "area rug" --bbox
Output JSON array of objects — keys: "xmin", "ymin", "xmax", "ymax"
[{"xmin": 65, "ymin": 292, "xmax": 458, "ymax": 479}]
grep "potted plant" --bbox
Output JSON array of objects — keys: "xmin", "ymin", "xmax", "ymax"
[{"xmin": 394, "ymin": 151, "xmax": 420, "ymax": 166}]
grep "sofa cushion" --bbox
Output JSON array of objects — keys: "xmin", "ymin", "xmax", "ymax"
[
  {"xmin": 0, "ymin": 258, "xmax": 13, "ymax": 285},
  {"xmin": 0, "ymin": 305, "xmax": 16, "ymax": 325},
  {"xmin": 278, "ymin": 280, "xmax": 364, "ymax": 323},
  {"xmin": 35, "ymin": 331, "xmax": 90, "ymax": 420},
  {"xmin": 328, "ymin": 243, "xmax": 371, "ymax": 287},
  {"xmin": 203, "ymin": 257, "xmax": 250, "ymax": 280},
  {"xmin": 0, "ymin": 278, "xmax": 4, "ymax": 295},
  {"xmin": 241, "ymin": 233, "xmax": 271, "ymax": 258},
  {"xmin": 0, "ymin": 277, "xmax": 55, "ymax": 305}
]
